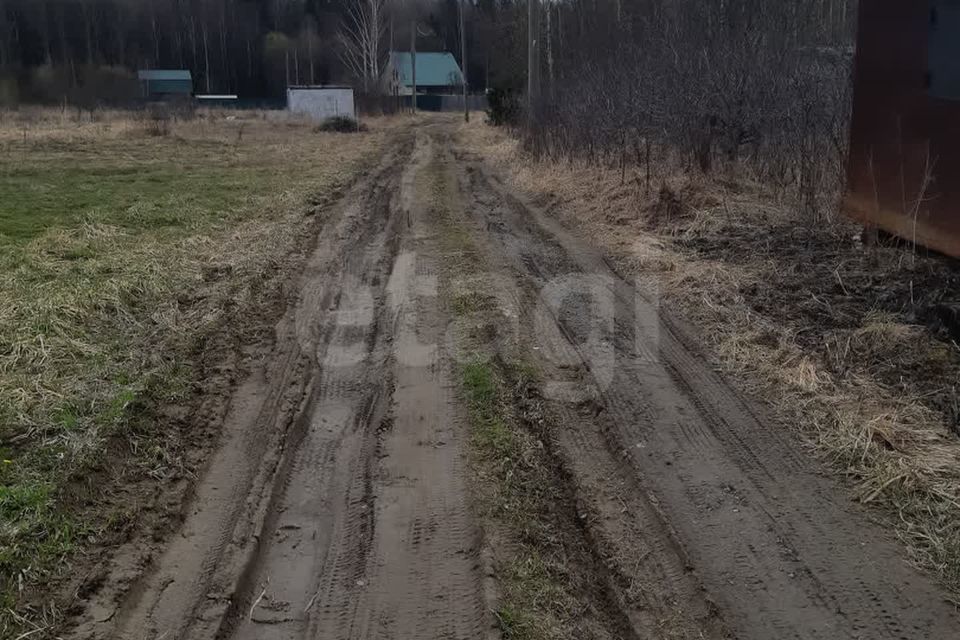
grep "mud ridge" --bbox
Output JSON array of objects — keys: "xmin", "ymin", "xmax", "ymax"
[
  {"xmin": 211, "ymin": 143, "xmax": 407, "ymax": 640},
  {"xmin": 496, "ymin": 355, "xmax": 650, "ymax": 640},
  {"xmin": 436, "ymin": 132, "xmax": 718, "ymax": 639}
]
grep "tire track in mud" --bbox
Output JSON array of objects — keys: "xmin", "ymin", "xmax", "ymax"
[
  {"xmin": 448, "ymin": 132, "xmax": 960, "ymax": 639},
  {"xmin": 67, "ymin": 140, "xmax": 410, "ymax": 640},
  {"xmin": 432, "ymin": 134, "xmax": 722, "ymax": 640},
  {"xmin": 65, "ymin": 118, "xmax": 959, "ymax": 640},
  {"xmin": 298, "ymin": 134, "xmax": 486, "ymax": 640},
  {"xmin": 67, "ymin": 131, "xmax": 487, "ymax": 640},
  {"xmin": 214, "ymin": 155, "xmax": 404, "ymax": 639}
]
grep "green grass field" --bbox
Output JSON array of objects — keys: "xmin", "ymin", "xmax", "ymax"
[
  {"xmin": 0, "ymin": 112, "xmax": 391, "ymax": 623},
  {"xmin": 0, "ymin": 135, "xmax": 297, "ymax": 243}
]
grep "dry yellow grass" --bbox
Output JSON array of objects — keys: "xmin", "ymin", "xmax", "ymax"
[{"xmin": 461, "ymin": 118, "xmax": 960, "ymax": 598}]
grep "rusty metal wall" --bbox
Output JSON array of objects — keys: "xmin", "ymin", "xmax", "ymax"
[{"xmin": 845, "ymin": 0, "xmax": 960, "ymax": 257}]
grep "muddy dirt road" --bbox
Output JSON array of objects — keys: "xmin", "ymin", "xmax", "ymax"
[{"xmin": 67, "ymin": 120, "xmax": 959, "ymax": 640}]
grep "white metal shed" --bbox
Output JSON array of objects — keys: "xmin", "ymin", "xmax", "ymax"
[{"xmin": 287, "ymin": 86, "xmax": 356, "ymax": 121}]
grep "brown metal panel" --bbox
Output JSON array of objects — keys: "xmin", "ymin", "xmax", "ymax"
[{"xmin": 844, "ymin": 0, "xmax": 960, "ymax": 257}]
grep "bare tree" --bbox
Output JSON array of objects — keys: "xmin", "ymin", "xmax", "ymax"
[
  {"xmin": 515, "ymin": 0, "xmax": 857, "ymax": 218},
  {"xmin": 339, "ymin": 0, "xmax": 389, "ymax": 92}
]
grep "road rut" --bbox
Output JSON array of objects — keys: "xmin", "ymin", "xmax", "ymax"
[
  {"xmin": 69, "ymin": 129, "xmax": 487, "ymax": 640},
  {"xmin": 447, "ymin": 125, "xmax": 960, "ymax": 639},
  {"xmin": 66, "ymin": 119, "xmax": 960, "ymax": 640}
]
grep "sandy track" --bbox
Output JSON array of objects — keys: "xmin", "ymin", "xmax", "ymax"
[{"xmin": 66, "ymin": 119, "xmax": 959, "ymax": 640}]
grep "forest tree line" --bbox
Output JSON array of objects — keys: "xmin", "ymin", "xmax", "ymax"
[
  {"xmin": 0, "ymin": 0, "xmax": 527, "ymax": 105},
  {"xmin": 1, "ymin": 0, "xmax": 860, "ymax": 216},
  {"xmin": 523, "ymin": 0, "xmax": 860, "ymax": 218}
]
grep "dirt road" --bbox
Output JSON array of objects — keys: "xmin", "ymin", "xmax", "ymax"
[{"xmin": 67, "ymin": 119, "xmax": 959, "ymax": 640}]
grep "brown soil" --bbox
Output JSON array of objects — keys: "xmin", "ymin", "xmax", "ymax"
[
  {"xmin": 63, "ymin": 126, "xmax": 490, "ymax": 640},
  {"xmin": 447, "ymin": 132, "xmax": 960, "ymax": 637},
  {"xmin": 464, "ymin": 117, "xmax": 960, "ymax": 599},
  {"xmin": 48, "ymin": 117, "xmax": 960, "ymax": 640},
  {"xmin": 675, "ymin": 218, "xmax": 960, "ymax": 426},
  {"xmin": 24, "ymin": 157, "xmax": 369, "ymax": 637}
]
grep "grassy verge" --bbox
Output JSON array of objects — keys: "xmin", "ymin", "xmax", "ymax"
[
  {"xmin": 420, "ymin": 142, "xmax": 620, "ymax": 640},
  {"xmin": 461, "ymin": 359, "xmax": 564, "ymax": 638},
  {"xmin": 0, "ymin": 109, "xmax": 394, "ymax": 629},
  {"xmin": 461, "ymin": 357, "xmax": 601, "ymax": 640}
]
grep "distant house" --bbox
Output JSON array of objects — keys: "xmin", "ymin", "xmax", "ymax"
[
  {"xmin": 138, "ymin": 70, "xmax": 193, "ymax": 99},
  {"xmin": 385, "ymin": 52, "xmax": 464, "ymax": 96}
]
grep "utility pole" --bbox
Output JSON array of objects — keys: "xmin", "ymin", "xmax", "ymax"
[
  {"xmin": 389, "ymin": 17, "xmax": 397, "ymax": 112},
  {"xmin": 546, "ymin": 3, "xmax": 554, "ymax": 101},
  {"xmin": 527, "ymin": 0, "xmax": 538, "ymax": 127},
  {"xmin": 460, "ymin": 0, "xmax": 469, "ymax": 122},
  {"xmin": 411, "ymin": 20, "xmax": 417, "ymax": 114}
]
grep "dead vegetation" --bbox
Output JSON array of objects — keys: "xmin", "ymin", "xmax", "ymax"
[
  {"xmin": 313, "ymin": 115, "xmax": 367, "ymax": 133},
  {"xmin": 0, "ymin": 108, "xmax": 398, "ymax": 635},
  {"xmin": 462, "ymin": 119, "xmax": 960, "ymax": 599},
  {"xmin": 524, "ymin": 1, "xmax": 855, "ymax": 226}
]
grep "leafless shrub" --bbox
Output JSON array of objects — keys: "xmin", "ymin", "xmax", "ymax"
[{"xmin": 526, "ymin": 0, "xmax": 857, "ymax": 221}]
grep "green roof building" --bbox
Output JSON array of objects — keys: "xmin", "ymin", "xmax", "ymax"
[
  {"xmin": 138, "ymin": 70, "xmax": 193, "ymax": 98},
  {"xmin": 387, "ymin": 52, "xmax": 464, "ymax": 96}
]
